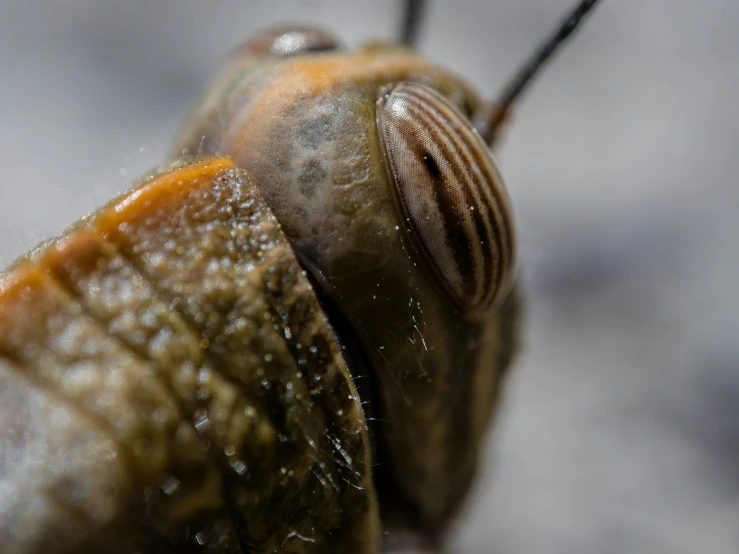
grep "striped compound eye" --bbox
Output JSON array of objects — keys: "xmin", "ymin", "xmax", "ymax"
[{"xmin": 377, "ymin": 82, "xmax": 517, "ymax": 316}]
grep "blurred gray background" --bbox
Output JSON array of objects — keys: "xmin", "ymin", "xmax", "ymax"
[{"xmin": 1, "ymin": 0, "xmax": 739, "ymax": 552}]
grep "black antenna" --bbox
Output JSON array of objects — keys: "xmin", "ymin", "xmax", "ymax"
[
  {"xmin": 400, "ymin": 0, "xmax": 426, "ymax": 48},
  {"xmin": 479, "ymin": 0, "xmax": 603, "ymax": 145}
]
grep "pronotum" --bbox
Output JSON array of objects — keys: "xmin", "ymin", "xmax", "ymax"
[{"xmin": 0, "ymin": 1, "xmax": 601, "ymax": 552}]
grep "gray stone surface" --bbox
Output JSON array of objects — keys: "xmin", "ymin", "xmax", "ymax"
[{"xmin": 2, "ymin": 1, "xmax": 738, "ymax": 552}]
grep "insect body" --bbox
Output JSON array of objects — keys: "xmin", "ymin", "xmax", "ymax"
[
  {"xmin": 0, "ymin": 2, "xmax": 600, "ymax": 553},
  {"xmin": 175, "ymin": 33, "xmax": 519, "ymax": 528}
]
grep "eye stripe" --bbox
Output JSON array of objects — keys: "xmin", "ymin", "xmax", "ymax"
[
  {"xmin": 398, "ymin": 103, "xmax": 493, "ymax": 302},
  {"xmin": 398, "ymin": 98, "xmax": 500, "ymax": 292},
  {"xmin": 399, "ymin": 94, "xmax": 511, "ymax": 307},
  {"xmin": 423, "ymin": 93, "xmax": 515, "ymax": 293},
  {"xmin": 402, "ymin": 85, "xmax": 514, "ymax": 306},
  {"xmin": 466, "ymin": 140, "xmax": 514, "ymax": 268},
  {"xmin": 412, "ymin": 85, "xmax": 515, "ymax": 256},
  {"xmin": 384, "ymin": 89, "xmax": 503, "ymax": 308},
  {"xmin": 377, "ymin": 82, "xmax": 517, "ymax": 313},
  {"xmin": 427, "ymin": 91, "xmax": 516, "ymax": 306},
  {"xmin": 435, "ymin": 115, "xmax": 504, "ymax": 303}
]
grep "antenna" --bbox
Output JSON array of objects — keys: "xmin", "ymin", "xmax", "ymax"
[
  {"xmin": 477, "ymin": 0, "xmax": 603, "ymax": 145},
  {"xmin": 400, "ymin": 0, "xmax": 426, "ymax": 48}
]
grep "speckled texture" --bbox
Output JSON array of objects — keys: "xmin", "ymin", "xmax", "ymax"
[{"xmin": 0, "ymin": 159, "xmax": 378, "ymax": 553}]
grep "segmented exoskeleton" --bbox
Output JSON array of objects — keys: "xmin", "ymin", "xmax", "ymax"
[{"xmin": 0, "ymin": 2, "xmax": 601, "ymax": 553}]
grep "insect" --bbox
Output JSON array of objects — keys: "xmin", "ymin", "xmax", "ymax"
[{"xmin": 0, "ymin": 1, "xmax": 601, "ymax": 552}]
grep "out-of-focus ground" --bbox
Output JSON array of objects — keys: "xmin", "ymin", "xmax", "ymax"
[{"xmin": 1, "ymin": 1, "xmax": 738, "ymax": 552}]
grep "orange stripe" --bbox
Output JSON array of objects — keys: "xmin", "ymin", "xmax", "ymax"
[{"xmin": 95, "ymin": 157, "xmax": 235, "ymax": 235}]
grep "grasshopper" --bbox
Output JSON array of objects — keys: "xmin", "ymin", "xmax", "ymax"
[{"xmin": 0, "ymin": 1, "xmax": 601, "ymax": 552}]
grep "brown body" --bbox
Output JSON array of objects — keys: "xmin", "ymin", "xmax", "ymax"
[
  {"xmin": 0, "ymin": 158, "xmax": 379, "ymax": 553},
  {"xmin": 0, "ymin": 29, "xmax": 520, "ymax": 553},
  {"xmin": 176, "ymin": 38, "xmax": 520, "ymax": 528}
]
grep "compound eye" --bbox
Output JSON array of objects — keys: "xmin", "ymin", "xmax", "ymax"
[
  {"xmin": 376, "ymin": 82, "xmax": 517, "ymax": 315},
  {"xmin": 234, "ymin": 25, "xmax": 342, "ymax": 57}
]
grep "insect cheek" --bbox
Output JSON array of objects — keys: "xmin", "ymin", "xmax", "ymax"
[{"xmin": 376, "ymin": 82, "xmax": 518, "ymax": 317}]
